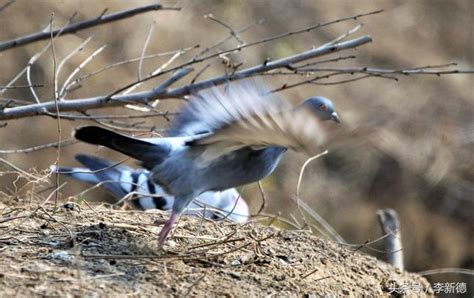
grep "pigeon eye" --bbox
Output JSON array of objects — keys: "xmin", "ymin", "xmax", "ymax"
[{"xmin": 319, "ymin": 104, "xmax": 328, "ymax": 111}]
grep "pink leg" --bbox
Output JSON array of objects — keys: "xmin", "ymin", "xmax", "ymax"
[{"xmin": 158, "ymin": 212, "xmax": 178, "ymax": 247}]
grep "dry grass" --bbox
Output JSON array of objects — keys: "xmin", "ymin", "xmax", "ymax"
[{"xmin": 0, "ymin": 193, "xmax": 432, "ymax": 296}]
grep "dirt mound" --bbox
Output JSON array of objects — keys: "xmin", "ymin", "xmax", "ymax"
[{"xmin": 0, "ymin": 200, "xmax": 431, "ymax": 296}]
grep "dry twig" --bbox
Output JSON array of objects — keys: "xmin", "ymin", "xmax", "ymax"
[
  {"xmin": 0, "ymin": 3, "xmax": 178, "ymax": 52},
  {"xmin": 0, "ymin": 36, "xmax": 373, "ymax": 120}
]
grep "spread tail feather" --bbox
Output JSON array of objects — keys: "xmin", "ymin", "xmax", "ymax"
[
  {"xmin": 50, "ymin": 164, "xmax": 100, "ymax": 184},
  {"xmin": 75, "ymin": 154, "xmax": 128, "ymax": 184},
  {"xmin": 75, "ymin": 126, "xmax": 168, "ymax": 168}
]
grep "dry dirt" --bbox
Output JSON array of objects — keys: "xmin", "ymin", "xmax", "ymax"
[{"xmin": 0, "ymin": 199, "xmax": 432, "ymax": 297}]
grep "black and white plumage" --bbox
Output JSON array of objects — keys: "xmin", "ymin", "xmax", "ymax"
[
  {"xmin": 52, "ymin": 154, "xmax": 249, "ymax": 223},
  {"xmin": 75, "ymin": 79, "xmax": 339, "ymax": 245}
]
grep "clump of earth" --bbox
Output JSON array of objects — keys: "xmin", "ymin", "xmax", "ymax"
[{"xmin": 0, "ymin": 201, "xmax": 431, "ymax": 296}]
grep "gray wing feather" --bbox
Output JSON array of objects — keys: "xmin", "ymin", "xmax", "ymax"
[
  {"xmin": 167, "ymin": 79, "xmax": 327, "ymax": 164},
  {"xmin": 167, "ymin": 79, "xmax": 290, "ymax": 137},
  {"xmin": 196, "ymin": 107, "xmax": 328, "ymax": 157}
]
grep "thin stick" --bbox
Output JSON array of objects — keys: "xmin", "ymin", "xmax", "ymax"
[
  {"xmin": 317, "ymin": 23, "xmax": 364, "ymax": 49},
  {"xmin": 0, "ymin": 12, "xmax": 77, "ymax": 96},
  {"xmin": 26, "ymin": 53, "xmax": 43, "ymax": 104},
  {"xmin": 0, "ymin": 36, "xmax": 372, "ymax": 120},
  {"xmin": 42, "ymin": 111, "xmax": 176, "ymax": 121},
  {"xmin": 111, "ymin": 10, "xmax": 384, "ymax": 91},
  {"xmin": 64, "ymin": 45, "xmax": 199, "ymax": 92},
  {"xmin": 255, "ymin": 181, "xmax": 266, "ymax": 216},
  {"xmin": 298, "ymin": 65, "xmax": 473, "ymax": 75},
  {"xmin": 0, "ymin": 0, "xmax": 14, "ymax": 13},
  {"xmin": 56, "ymin": 35, "xmax": 95, "ymax": 97},
  {"xmin": 377, "ymin": 208, "xmax": 404, "ymax": 270},
  {"xmin": 295, "ymin": 150, "xmax": 328, "ymax": 224},
  {"xmin": 50, "ymin": 13, "xmax": 61, "ymax": 210},
  {"xmin": 138, "ymin": 22, "xmax": 156, "ymax": 80},
  {"xmin": 204, "ymin": 14, "xmax": 244, "ymax": 45},
  {"xmin": 183, "ymin": 274, "xmax": 205, "ymax": 296},
  {"xmin": 0, "ymin": 138, "xmax": 76, "ymax": 154},
  {"xmin": 60, "ymin": 45, "xmax": 107, "ymax": 98},
  {"xmin": 340, "ymin": 231, "xmax": 396, "ymax": 252},
  {"xmin": 0, "ymin": 84, "xmax": 44, "ymax": 89},
  {"xmin": 194, "ymin": 18, "xmax": 264, "ymax": 59},
  {"xmin": 0, "ymin": 4, "xmax": 178, "ymax": 52},
  {"xmin": 0, "ymin": 158, "xmax": 46, "ymax": 181},
  {"xmin": 190, "ymin": 64, "xmax": 211, "ymax": 84},
  {"xmin": 123, "ymin": 50, "xmax": 185, "ymax": 96}
]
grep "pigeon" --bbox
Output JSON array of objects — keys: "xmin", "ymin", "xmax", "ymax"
[
  {"xmin": 75, "ymin": 79, "xmax": 339, "ymax": 245},
  {"xmin": 51, "ymin": 154, "xmax": 249, "ymax": 223}
]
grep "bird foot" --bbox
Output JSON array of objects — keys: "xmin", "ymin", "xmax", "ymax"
[{"xmin": 158, "ymin": 213, "xmax": 177, "ymax": 247}]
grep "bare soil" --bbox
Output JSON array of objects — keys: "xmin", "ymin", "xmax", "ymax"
[{"xmin": 0, "ymin": 199, "xmax": 432, "ymax": 296}]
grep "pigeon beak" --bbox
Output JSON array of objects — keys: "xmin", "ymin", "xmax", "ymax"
[{"xmin": 330, "ymin": 112, "xmax": 340, "ymax": 123}]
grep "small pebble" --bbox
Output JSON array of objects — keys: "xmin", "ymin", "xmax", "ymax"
[
  {"xmin": 63, "ymin": 202, "xmax": 75, "ymax": 211},
  {"xmin": 273, "ymin": 274, "xmax": 286, "ymax": 281},
  {"xmin": 230, "ymin": 259, "xmax": 241, "ymax": 266},
  {"xmin": 320, "ymin": 257, "xmax": 328, "ymax": 265}
]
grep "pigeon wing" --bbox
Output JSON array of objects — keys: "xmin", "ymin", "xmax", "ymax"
[
  {"xmin": 194, "ymin": 106, "xmax": 328, "ymax": 157},
  {"xmin": 167, "ymin": 79, "xmax": 290, "ymax": 137}
]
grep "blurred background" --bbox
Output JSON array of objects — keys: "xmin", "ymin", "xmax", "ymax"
[{"xmin": 0, "ymin": 0, "xmax": 472, "ymax": 288}]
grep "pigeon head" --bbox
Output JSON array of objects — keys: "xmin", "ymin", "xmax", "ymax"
[{"xmin": 299, "ymin": 96, "xmax": 340, "ymax": 123}]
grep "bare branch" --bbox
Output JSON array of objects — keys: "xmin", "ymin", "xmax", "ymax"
[
  {"xmin": 0, "ymin": 15, "xmax": 77, "ymax": 96},
  {"xmin": 0, "ymin": 84, "xmax": 44, "ymax": 89},
  {"xmin": 298, "ymin": 65, "xmax": 474, "ymax": 75},
  {"xmin": 0, "ymin": 36, "xmax": 373, "ymax": 120},
  {"xmin": 59, "ymin": 45, "xmax": 107, "ymax": 98},
  {"xmin": 318, "ymin": 23, "xmax": 364, "ymax": 49},
  {"xmin": 288, "ymin": 55, "xmax": 357, "ymax": 69},
  {"xmin": 0, "ymin": 3, "xmax": 178, "ymax": 52},
  {"xmin": 128, "ymin": 53, "xmax": 183, "ymax": 95},
  {"xmin": 63, "ymin": 45, "xmax": 199, "ymax": 93},
  {"xmin": 269, "ymin": 70, "xmax": 396, "ymax": 93},
  {"xmin": 26, "ymin": 53, "xmax": 43, "ymax": 104},
  {"xmin": 43, "ymin": 111, "xmax": 176, "ymax": 121},
  {"xmin": 204, "ymin": 14, "xmax": 245, "ymax": 45},
  {"xmin": 190, "ymin": 64, "xmax": 211, "ymax": 84},
  {"xmin": 0, "ymin": 158, "xmax": 46, "ymax": 181},
  {"xmin": 0, "ymin": 0, "xmax": 14, "ymax": 13},
  {"xmin": 56, "ymin": 36, "xmax": 95, "ymax": 98},
  {"xmin": 0, "ymin": 138, "xmax": 76, "ymax": 154},
  {"xmin": 56, "ymin": 36, "xmax": 94, "ymax": 88},
  {"xmin": 309, "ymin": 74, "xmax": 397, "ymax": 85},
  {"xmin": 138, "ymin": 22, "xmax": 156, "ymax": 80},
  {"xmin": 195, "ymin": 9, "xmax": 382, "ymax": 61},
  {"xmin": 166, "ymin": 36, "xmax": 373, "ymax": 95},
  {"xmin": 50, "ymin": 12, "xmax": 62, "ymax": 209},
  {"xmin": 110, "ymin": 10, "xmax": 383, "ymax": 94},
  {"xmin": 194, "ymin": 18, "xmax": 264, "ymax": 59},
  {"xmin": 256, "ymin": 181, "xmax": 267, "ymax": 216}
]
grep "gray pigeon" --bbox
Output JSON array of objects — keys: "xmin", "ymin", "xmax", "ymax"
[
  {"xmin": 75, "ymin": 79, "xmax": 339, "ymax": 245},
  {"xmin": 51, "ymin": 154, "xmax": 249, "ymax": 223}
]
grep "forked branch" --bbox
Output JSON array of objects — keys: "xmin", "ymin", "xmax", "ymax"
[{"xmin": 0, "ymin": 36, "xmax": 373, "ymax": 120}]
